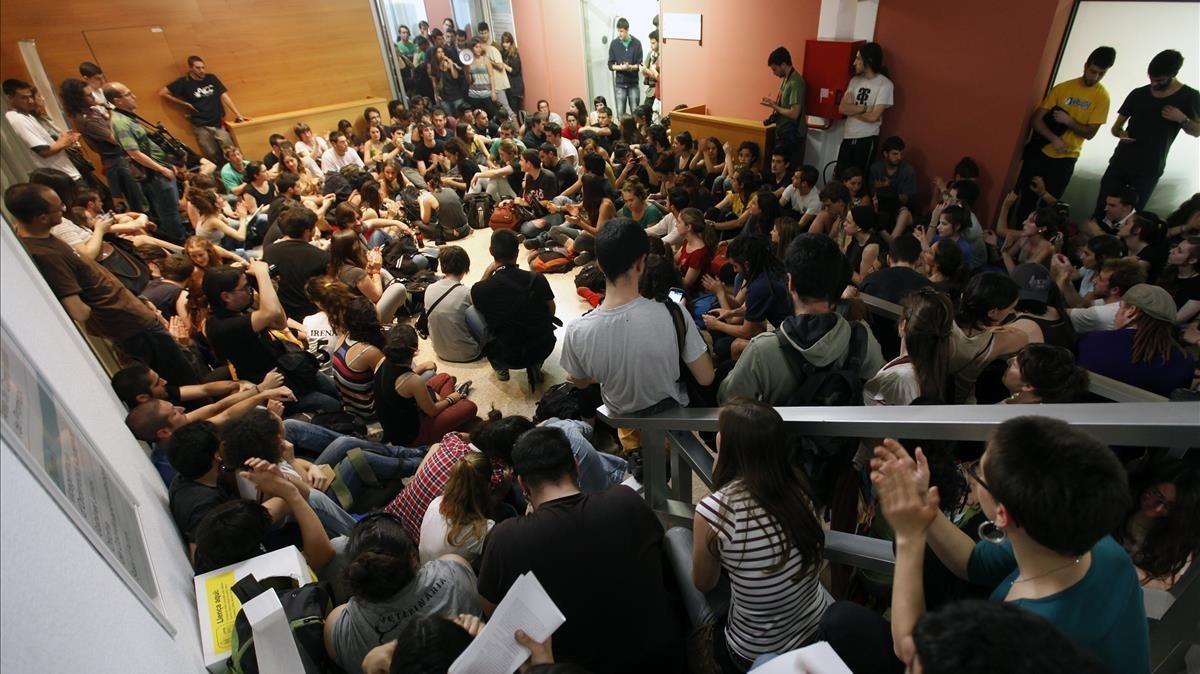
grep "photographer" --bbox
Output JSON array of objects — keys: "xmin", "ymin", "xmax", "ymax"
[
  {"xmin": 104, "ymin": 82, "xmax": 188, "ymax": 245},
  {"xmin": 203, "ymin": 260, "xmax": 341, "ymax": 414},
  {"xmin": 760, "ymin": 47, "xmax": 806, "ymax": 171}
]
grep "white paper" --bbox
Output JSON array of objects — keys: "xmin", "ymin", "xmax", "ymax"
[
  {"xmin": 449, "ymin": 572, "xmax": 565, "ymax": 674},
  {"xmin": 662, "ymin": 13, "xmax": 702, "ymax": 41},
  {"xmin": 240, "ymin": 591, "xmax": 307, "ymax": 674},
  {"xmin": 750, "ymin": 641, "xmax": 852, "ymax": 674}
]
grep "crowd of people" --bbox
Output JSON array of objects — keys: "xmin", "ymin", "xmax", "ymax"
[{"xmin": 3, "ymin": 16, "xmax": 1199, "ymax": 673}]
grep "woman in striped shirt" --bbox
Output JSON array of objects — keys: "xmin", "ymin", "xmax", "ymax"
[
  {"xmin": 693, "ymin": 399, "xmax": 831, "ymax": 672},
  {"xmin": 330, "ymin": 296, "xmax": 386, "ymax": 423}
]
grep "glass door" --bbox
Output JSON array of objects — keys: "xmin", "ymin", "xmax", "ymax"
[
  {"xmin": 580, "ymin": 0, "xmax": 659, "ymax": 113},
  {"xmin": 371, "ymin": 0, "xmax": 430, "ymax": 102}
]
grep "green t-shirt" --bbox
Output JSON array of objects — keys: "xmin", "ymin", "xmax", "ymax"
[
  {"xmin": 775, "ymin": 71, "xmax": 805, "ymax": 136},
  {"xmin": 219, "ymin": 162, "xmax": 245, "ymax": 192},
  {"xmin": 110, "ymin": 111, "xmax": 170, "ymax": 167},
  {"xmin": 396, "ymin": 39, "xmax": 418, "ymax": 57},
  {"xmin": 618, "ymin": 201, "xmax": 663, "ymax": 227},
  {"xmin": 968, "ymin": 535, "xmax": 1150, "ymax": 674}
]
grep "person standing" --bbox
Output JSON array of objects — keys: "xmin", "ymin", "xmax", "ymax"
[
  {"xmin": 642, "ymin": 30, "xmax": 660, "ymax": 110},
  {"xmin": 476, "ymin": 22, "xmax": 515, "ymax": 116},
  {"xmin": 159, "ymin": 55, "xmax": 251, "ymax": 163},
  {"xmin": 761, "ymin": 47, "xmax": 807, "ymax": 172},
  {"xmin": 836, "ymin": 42, "xmax": 894, "ymax": 178},
  {"xmin": 1094, "ymin": 49, "xmax": 1200, "ymax": 217},
  {"xmin": 607, "ymin": 18, "xmax": 643, "ymax": 118},
  {"xmin": 104, "ymin": 82, "xmax": 189, "ymax": 244},
  {"xmin": 3, "ymin": 79, "xmax": 82, "ymax": 181},
  {"xmin": 1014, "ymin": 46, "xmax": 1116, "ymax": 223}
]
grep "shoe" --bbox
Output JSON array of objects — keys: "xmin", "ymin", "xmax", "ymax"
[
  {"xmin": 573, "ymin": 251, "xmax": 594, "ymax": 266},
  {"xmin": 525, "ymin": 365, "xmax": 543, "ymax": 392},
  {"xmin": 496, "ymin": 369, "xmax": 510, "ymax": 382},
  {"xmin": 523, "ymin": 236, "xmax": 544, "ymax": 250},
  {"xmin": 456, "ymin": 380, "xmax": 473, "ymax": 396}
]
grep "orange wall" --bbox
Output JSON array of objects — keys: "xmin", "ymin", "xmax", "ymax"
[
  {"xmin": 659, "ymin": 0, "xmax": 822, "ymax": 120},
  {"xmin": 511, "ymin": 0, "xmax": 588, "ymax": 116},
  {"xmin": 873, "ymin": 0, "xmax": 1074, "ymax": 220}
]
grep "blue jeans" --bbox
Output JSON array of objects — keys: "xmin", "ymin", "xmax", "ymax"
[
  {"xmin": 285, "ymin": 373, "xmax": 342, "ymax": 416},
  {"xmin": 307, "ymin": 488, "xmax": 357, "ymax": 536},
  {"xmin": 614, "ymin": 84, "xmax": 641, "ymax": 117},
  {"xmin": 141, "ymin": 173, "xmax": 187, "ymax": 244},
  {"xmin": 465, "ymin": 306, "xmax": 489, "ymax": 345},
  {"xmin": 284, "ymin": 419, "xmax": 426, "ymax": 480},
  {"xmin": 103, "ymin": 156, "xmax": 147, "ymax": 211}
]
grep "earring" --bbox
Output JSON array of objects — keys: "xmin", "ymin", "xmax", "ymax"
[{"xmin": 978, "ymin": 520, "xmax": 1007, "ymax": 545}]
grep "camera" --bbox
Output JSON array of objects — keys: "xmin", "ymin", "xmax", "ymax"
[{"xmin": 245, "ymin": 264, "xmax": 279, "ymax": 290}]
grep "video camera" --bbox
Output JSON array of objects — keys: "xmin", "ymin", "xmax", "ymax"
[{"xmin": 127, "ymin": 111, "xmax": 204, "ymax": 171}]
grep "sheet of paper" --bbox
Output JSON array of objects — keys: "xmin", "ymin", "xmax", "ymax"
[
  {"xmin": 749, "ymin": 641, "xmax": 852, "ymax": 674},
  {"xmin": 240, "ymin": 591, "xmax": 307, "ymax": 674},
  {"xmin": 449, "ymin": 572, "xmax": 565, "ymax": 674}
]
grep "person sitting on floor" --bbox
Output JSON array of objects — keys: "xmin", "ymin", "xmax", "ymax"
[{"xmin": 374, "ymin": 324, "xmax": 477, "ymax": 447}]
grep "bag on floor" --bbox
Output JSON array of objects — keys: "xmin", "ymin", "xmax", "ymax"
[
  {"xmin": 326, "ymin": 447, "xmax": 409, "ymax": 513},
  {"xmin": 489, "ymin": 203, "xmax": 519, "ymax": 230},
  {"xmin": 382, "ymin": 234, "xmax": 422, "ymax": 277},
  {"xmin": 464, "ymin": 193, "xmax": 495, "ymax": 229},
  {"xmin": 531, "ymin": 247, "xmax": 574, "ymax": 274},
  {"xmin": 534, "ymin": 382, "xmax": 597, "ymax": 422},
  {"xmin": 574, "ymin": 262, "xmax": 606, "ymax": 293},
  {"xmin": 226, "ymin": 575, "xmax": 333, "ymax": 674},
  {"xmin": 403, "ymin": 270, "xmax": 441, "ymax": 314}
]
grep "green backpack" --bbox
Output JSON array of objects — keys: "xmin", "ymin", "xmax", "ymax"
[{"xmin": 226, "ymin": 575, "xmax": 333, "ymax": 674}]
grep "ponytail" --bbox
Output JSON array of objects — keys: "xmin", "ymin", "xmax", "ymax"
[{"xmin": 440, "ymin": 453, "xmax": 493, "ymax": 547}]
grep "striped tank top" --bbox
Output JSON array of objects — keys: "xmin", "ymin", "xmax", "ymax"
[{"xmin": 331, "ymin": 338, "xmax": 377, "ymax": 422}]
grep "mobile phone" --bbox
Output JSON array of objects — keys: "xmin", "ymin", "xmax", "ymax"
[{"xmin": 668, "ymin": 287, "xmax": 685, "ymax": 305}]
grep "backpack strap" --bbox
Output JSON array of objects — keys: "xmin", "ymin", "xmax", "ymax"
[
  {"xmin": 843, "ymin": 322, "xmax": 869, "ymax": 375},
  {"xmin": 422, "ymin": 282, "xmax": 462, "ymax": 318},
  {"xmin": 663, "ymin": 300, "xmax": 688, "ymax": 381},
  {"xmin": 775, "ymin": 330, "xmax": 819, "ymax": 404}
]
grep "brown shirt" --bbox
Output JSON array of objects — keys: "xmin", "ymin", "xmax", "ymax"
[{"xmin": 21, "ymin": 234, "xmax": 158, "ymax": 340}]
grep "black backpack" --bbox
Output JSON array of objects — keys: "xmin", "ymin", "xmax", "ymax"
[
  {"xmin": 226, "ymin": 575, "xmax": 333, "ymax": 674},
  {"xmin": 775, "ymin": 322, "xmax": 869, "ymax": 505},
  {"xmin": 464, "ymin": 192, "xmax": 495, "ymax": 229},
  {"xmin": 381, "ymin": 234, "xmax": 422, "ymax": 277},
  {"xmin": 321, "ymin": 172, "xmax": 353, "ymax": 204},
  {"xmin": 398, "ymin": 185, "xmax": 423, "ymax": 221},
  {"xmin": 573, "ymin": 262, "xmax": 606, "ymax": 293}
]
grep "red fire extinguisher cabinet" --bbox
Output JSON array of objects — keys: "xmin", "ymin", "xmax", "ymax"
[{"xmin": 803, "ymin": 39, "xmax": 865, "ymax": 119}]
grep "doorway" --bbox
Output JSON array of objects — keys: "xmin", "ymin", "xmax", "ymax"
[{"xmin": 580, "ymin": 0, "xmax": 659, "ymax": 113}]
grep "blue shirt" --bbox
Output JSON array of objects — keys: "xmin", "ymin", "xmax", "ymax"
[
  {"xmin": 1077, "ymin": 328, "xmax": 1197, "ymax": 397},
  {"xmin": 968, "ymin": 535, "xmax": 1149, "ymax": 674},
  {"xmin": 737, "ymin": 271, "xmax": 790, "ymax": 329}
]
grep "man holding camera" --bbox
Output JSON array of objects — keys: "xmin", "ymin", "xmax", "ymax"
[
  {"xmin": 104, "ymin": 82, "xmax": 188, "ymax": 245},
  {"xmin": 760, "ymin": 47, "xmax": 806, "ymax": 172}
]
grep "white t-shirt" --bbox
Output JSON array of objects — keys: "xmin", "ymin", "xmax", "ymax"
[
  {"xmin": 559, "ymin": 296, "xmax": 708, "ymax": 414},
  {"xmin": 1069, "ymin": 300, "xmax": 1120, "ymax": 334},
  {"xmin": 863, "ymin": 357, "xmax": 922, "ymax": 406},
  {"xmin": 50, "ymin": 220, "xmax": 94, "ymax": 248},
  {"xmin": 558, "ymin": 137, "xmax": 579, "ymax": 166},
  {"xmin": 296, "ymin": 135, "xmax": 331, "ymax": 161},
  {"xmin": 782, "ymin": 184, "xmax": 821, "ymax": 215},
  {"xmin": 842, "ymin": 74, "xmax": 894, "ymax": 139},
  {"xmin": 321, "ymin": 147, "xmax": 365, "ymax": 173},
  {"xmin": 418, "ymin": 495, "xmax": 494, "ymax": 565},
  {"xmin": 302, "ymin": 312, "xmax": 338, "ymax": 374},
  {"xmin": 6, "ymin": 110, "xmax": 81, "ymax": 178}
]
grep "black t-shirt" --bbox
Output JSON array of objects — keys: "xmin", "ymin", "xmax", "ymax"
[
  {"xmin": 548, "ymin": 161, "xmax": 577, "ymax": 197},
  {"xmin": 477, "ymin": 487, "xmax": 682, "ymax": 674},
  {"xmin": 262, "ymin": 152, "xmax": 280, "ymax": 169},
  {"xmin": 521, "ymin": 168, "xmax": 558, "ymax": 205},
  {"xmin": 262, "ymin": 239, "xmax": 330, "ymax": 319},
  {"xmin": 243, "ymin": 181, "xmax": 279, "ymax": 209},
  {"xmin": 470, "ymin": 267, "xmax": 556, "ymax": 365},
  {"xmin": 1112, "ymin": 84, "xmax": 1200, "ymax": 176},
  {"xmin": 1174, "ymin": 274, "xmax": 1200, "ymax": 309},
  {"xmin": 168, "ymin": 476, "xmax": 237, "ymax": 542},
  {"xmin": 504, "ymin": 159, "xmax": 524, "ymax": 195},
  {"xmin": 457, "ymin": 158, "xmax": 480, "ymax": 192},
  {"xmin": 205, "ymin": 310, "xmax": 279, "ymax": 383},
  {"xmin": 521, "ymin": 130, "xmax": 546, "ymax": 150},
  {"xmin": 474, "ymin": 122, "xmax": 498, "ymax": 138},
  {"xmin": 1137, "ymin": 241, "xmax": 1169, "ymax": 281},
  {"xmin": 166, "ymin": 73, "xmax": 228, "ymax": 126},
  {"xmin": 432, "ymin": 127, "xmax": 453, "ymax": 144},
  {"xmin": 861, "ymin": 266, "xmax": 934, "ymax": 360},
  {"xmin": 142, "ymin": 279, "xmax": 185, "ymax": 319},
  {"xmin": 596, "ymin": 123, "xmax": 620, "ymax": 152},
  {"xmin": 413, "ymin": 139, "xmax": 444, "ymax": 168}
]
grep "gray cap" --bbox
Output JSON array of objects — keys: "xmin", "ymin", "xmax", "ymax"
[
  {"xmin": 1011, "ymin": 263, "xmax": 1052, "ymax": 304},
  {"xmin": 1122, "ymin": 283, "xmax": 1176, "ymax": 323}
]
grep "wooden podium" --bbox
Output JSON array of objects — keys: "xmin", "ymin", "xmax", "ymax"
[
  {"xmin": 668, "ymin": 105, "xmax": 776, "ymax": 173},
  {"xmin": 228, "ymin": 97, "xmax": 389, "ymax": 161}
]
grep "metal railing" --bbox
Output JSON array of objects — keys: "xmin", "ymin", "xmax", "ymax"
[{"xmin": 600, "ymin": 401, "xmax": 1199, "ymax": 671}]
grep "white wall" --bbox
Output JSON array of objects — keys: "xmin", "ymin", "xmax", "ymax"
[
  {"xmin": 0, "ymin": 224, "xmax": 206, "ymax": 672},
  {"xmin": 1055, "ymin": 1, "xmax": 1200, "ymax": 221}
]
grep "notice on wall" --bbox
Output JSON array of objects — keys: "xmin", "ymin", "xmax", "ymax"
[{"xmin": 0, "ymin": 324, "xmax": 169, "ymax": 633}]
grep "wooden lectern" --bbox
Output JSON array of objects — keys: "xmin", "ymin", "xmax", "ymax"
[{"xmin": 668, "ymin": 105, "xmax": 776, "ymax": 173}]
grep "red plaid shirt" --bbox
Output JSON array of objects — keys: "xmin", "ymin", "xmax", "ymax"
[{"xmin": 385, "ymin": 432, "xmax": 507, "ymax": 543}]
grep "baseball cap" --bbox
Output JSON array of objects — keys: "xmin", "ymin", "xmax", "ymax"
[
  {"xmin": 1121, "ymin": 283, "xmax": 1176, "ymax": 323},
  {"xmin": 1011, "ymin": 263, "xmax": 1051, "ymax": 304}
]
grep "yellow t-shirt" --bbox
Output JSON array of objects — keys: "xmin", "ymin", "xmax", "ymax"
[{"xmin": 1040, "ymin": 78, "xmax": 1110, "ymax": 159}]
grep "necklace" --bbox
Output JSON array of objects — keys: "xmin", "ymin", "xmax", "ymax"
[{"xmin": 1013, "ymin": 556, "xmax": 1082, "ymax": 584}]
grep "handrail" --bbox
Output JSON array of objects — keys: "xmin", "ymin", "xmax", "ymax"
[
  {"xmin": 855, "ymin": 291, "xmax": 1170, "ymax": 403},
  {"xmin": 601, "ymin": 402, "xmax": 1198, "ymax": 446}
]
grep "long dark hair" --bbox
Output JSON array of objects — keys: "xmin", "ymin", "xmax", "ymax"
[
  {"xmin": 902, "ymin": 288, "xmax": 954, "ymax": 401},
  {"xmin": 341, "ymin": 513, "xmax": 417, "ymax": 601},
  {"xmin": 956, "ymin": 272, "xmax": 1017, "ymax": 330},
  {"xmin": 570, "ymin": 97, "xmax": 588, "ymax": 122},
  {"xmin": 728, "ymin": 233, "xmax": 782, "ymax": 282},
  {"xmin": 327, "ymin": 230, "xmax": 368, "ymax": 275},
  {"xmin": 711, "ymin": 399, "xmax": 824, "ymax": 577},
  {"xmin": 1118, "ymin": 460, "xmax": 1200, "ymax": 584},
  {"xmin": 342, "ymin": 296, "xmax": 386, "ymax": 349},
  {"xmin": 59, "ymin": 78, "xmax": 93, "ymax": 118},
  {"xmin": 858, "ymin": 42, "xmax": 888, "ymax": 77},
  {"xmin": 581, "ymin": 173, "xmax": 605, "ymax": 228}
]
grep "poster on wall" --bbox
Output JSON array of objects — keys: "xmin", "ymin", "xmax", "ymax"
[{"xmin": 0, "ymin": 324, "xmax": 173, "ymax": 635}]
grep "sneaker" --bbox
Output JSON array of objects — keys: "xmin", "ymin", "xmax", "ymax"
[
  {"xmin": 496, "ymin": 369, "xmax": 510, "ymax": 381},
  {"xmin": 456, "ymin": 380, "xmax": 473, "ymax": 396},
  {"xmin": 523, "ymin": 236, "xmax": 544, "ymax": 250},
  {"xmin": 576, "ymin": 287, "xmax": 603, "ymax": 308},
  {"xmin": 573, "ymin": 251, "xmax": 594, "ymax": 266}
]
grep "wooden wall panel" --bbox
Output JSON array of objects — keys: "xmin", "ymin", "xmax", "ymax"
[{"xmin": 1, "ymin": 0, "xmax": 390, "ymax": 152}]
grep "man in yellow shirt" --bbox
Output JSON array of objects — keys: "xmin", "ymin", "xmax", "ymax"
[{"xmin": 1014, "ymin": 46, "xmax": 1116, "ymax": 222}]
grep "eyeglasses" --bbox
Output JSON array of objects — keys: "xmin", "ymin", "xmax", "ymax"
[{"xmin": 964, "ymin": 460, "xmax": 990, "ymax": 493}]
